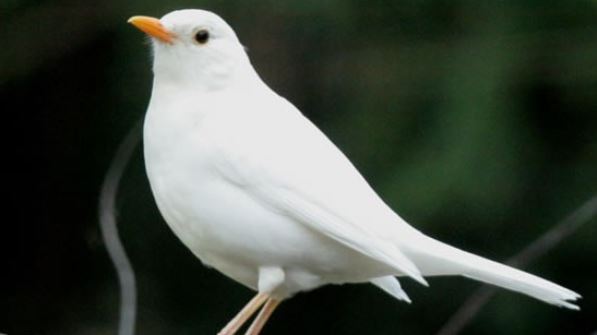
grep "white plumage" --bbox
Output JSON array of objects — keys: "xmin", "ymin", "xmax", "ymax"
[{"xmin": 130, "ymin": 8, "xmax": 579, "ymax": 334}]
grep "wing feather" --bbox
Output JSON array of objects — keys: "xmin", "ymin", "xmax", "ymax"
[
  {"xmin": 260, "ymin": 185, "xmax": 426, "ymax": 285},
  {"xmin": 212, "ymin": 96, "xmax": 426, "ymax": 285}
]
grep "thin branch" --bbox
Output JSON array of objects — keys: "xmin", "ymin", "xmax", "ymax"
[
  {"xmin": 436, "ymin": 195, "xmax": 597, "ymax": 335},
  {"xmin": 98, "ymin": 120, "xmax": 143, "ymax": 335}
]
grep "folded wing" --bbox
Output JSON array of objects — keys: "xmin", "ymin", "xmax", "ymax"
[{"xmin": 213, "ymin": 96, "xmax": 426, "ymax": 285}]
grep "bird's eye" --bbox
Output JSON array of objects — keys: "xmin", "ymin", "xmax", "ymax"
[{"xmin": 194, "ymin": 29, "xmax": 210, "ymax": 44}]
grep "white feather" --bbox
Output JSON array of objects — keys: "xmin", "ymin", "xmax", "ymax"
[{"xmin": 371, "ymin": 276, "xmax": 411, "ymax": 303}]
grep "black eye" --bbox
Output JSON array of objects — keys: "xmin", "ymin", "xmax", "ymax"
[{"xmin": 194, "ymin": 29, "xmax": 209, "ymax": 44}]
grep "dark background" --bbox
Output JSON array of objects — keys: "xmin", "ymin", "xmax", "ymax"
[{"xmin": 2, "ymin": 1, "xmax": 596, "ymax": 334}]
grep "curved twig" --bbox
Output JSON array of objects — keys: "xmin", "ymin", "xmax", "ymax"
[
  {"xmin": 436, "ymin": 195, "xmax": 597, "ymax": 335},
  {"xmin": 98, "ymin": 120, "xmax": 143, "ymax": 335}
]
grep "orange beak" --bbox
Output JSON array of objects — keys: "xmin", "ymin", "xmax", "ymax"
[{"xmin": 128, "ymin": 16, "xmax": 173, "ymax": 44}]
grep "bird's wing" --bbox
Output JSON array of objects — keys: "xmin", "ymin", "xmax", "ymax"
[{"xmin": 212, "ymin": 96, "xmax": 426, "ymax": 285}]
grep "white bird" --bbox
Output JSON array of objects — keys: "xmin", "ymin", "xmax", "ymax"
[{"xmin": 128, "ymin": 9, "xmax": 580, "ymax": 335}]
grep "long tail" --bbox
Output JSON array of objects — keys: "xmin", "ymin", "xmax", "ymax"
[{"xmin": 402, "ymin": 232, "xmax": 581, "ymax": 309}]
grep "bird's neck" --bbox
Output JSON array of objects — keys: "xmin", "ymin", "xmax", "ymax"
[
  {"xmin": 147, "ymin": 60, "xmax": 268, "ymax": 121},
  {"xmin": 152, "ymin": 54, "xmax": 263, "ymax": 93}
]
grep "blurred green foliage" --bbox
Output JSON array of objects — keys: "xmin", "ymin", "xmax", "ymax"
[{"xmin": 2, "ymin": 0, "xmax": 596, "ymax": 334}]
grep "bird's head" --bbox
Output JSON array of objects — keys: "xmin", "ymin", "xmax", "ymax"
[{"xmin": 129, "ymin": 9, "xmax": 254, "ymax": 91}]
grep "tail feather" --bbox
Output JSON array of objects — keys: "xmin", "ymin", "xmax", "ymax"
[
  {"xmin": 403, "ymin": 233, "xmax": 581, "ymax": 309},
  {"xmin": 371, "ymin": 276, "xmax": 412, "ymax": 303}
]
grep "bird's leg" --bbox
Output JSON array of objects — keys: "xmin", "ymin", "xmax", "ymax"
[
  {"xmin": 218, "ymin": 293, "xmax": 269, "ymax": 335},
  {"xmin": 244, "ymin": 298, "xmax": 281, "ymax": 335}
]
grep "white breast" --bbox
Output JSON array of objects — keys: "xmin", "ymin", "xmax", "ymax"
[{"xmin": 142, "ymin": 89, "xmax": 391, "ymax": 297}]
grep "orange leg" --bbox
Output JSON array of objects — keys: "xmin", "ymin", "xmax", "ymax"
[
  {"xmin": 218, "ymin": 293, "xmax": 268, "ymax": 335},
  {"xmin": 244, "ymin": 298, "xmax": 281, "ymax": 335}
]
